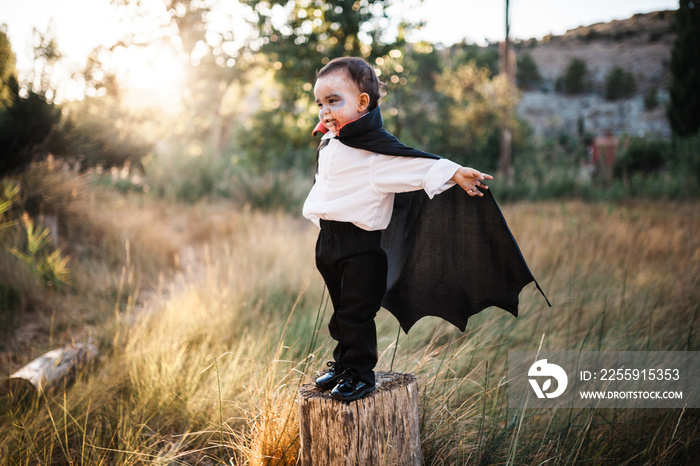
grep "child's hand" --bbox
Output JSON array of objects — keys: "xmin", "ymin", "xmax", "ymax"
[{"xmin": 452, "ymin": 167, "xmax": 493, "ymax": 197}]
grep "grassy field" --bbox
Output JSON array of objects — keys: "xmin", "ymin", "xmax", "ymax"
[{"xmin": 0, "ymin": 166, "xmax": 698, "ymax": 464}]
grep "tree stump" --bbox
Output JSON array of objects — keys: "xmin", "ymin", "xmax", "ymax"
[{"xmin": 297, "ymin": 371, "xmax": 421, "ymax": 466}]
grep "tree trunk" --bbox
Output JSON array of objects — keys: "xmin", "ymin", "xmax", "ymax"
[
  {"xmin": 297, "ymin": 371, "xmax": 421, "ymax": 466},
  {"xmin": 499, "ymin": 0, "xmax": 516, "ymax": 185},
  {"xmin": 2, "ymin": 343, "xmax": 98, "ymax": 396},
  {"xmin": 499, "ymin": 127, "xmax": 514, "ymax": 184}
]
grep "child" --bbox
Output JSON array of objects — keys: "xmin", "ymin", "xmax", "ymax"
[{"xmin": 303, "ymin": 57, "xmax": 546, "ymax": 401}]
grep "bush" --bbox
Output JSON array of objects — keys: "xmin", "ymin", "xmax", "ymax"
[
  {"xmin": 228, "ymin": 170, "xmax": 312, "ymax": 213},
  {"xmin": 49, "ymin": 110, "xmax": 152, "ymax": 170},
  {"xmin": 0, "ymin": 173, "xmax": 74, "ymax": 329},
  {"xmin": 557, "ymin": 58, "xmax": 590, "ymax": 95},
  {"xmin": 605, "ymin": 67, "xmax": 637, "ymax": 101},
  {"xmin": 0, "ymin": 90, "xmax": 61, "ymax": 177},
  {"xmin": 644, "ymin": 87, "xmax": 659, "ymax": 110},
  {"xmin": 143, "ymin": 147, "xmax": 234, "ymax": 202},
  {"xmin": 614, "ymin": 137, "xmax": 670, "ymax": 177},
  {"xmin": 141, "ymin": 144, "xmax": 313, "ymax": 211},
  {"xmin": 516, "ymin": 53, "xmax": 543, "ymax": 90},
  {"xmin": 484, "ymin": 132, "xmax": 700, "ymax": 202},
  {"xmin": 454, "ymin": 43, "xmax": 500, "ymax": 77}
]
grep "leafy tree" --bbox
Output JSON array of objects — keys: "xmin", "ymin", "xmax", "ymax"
[
  {"xmin": 446, "ymin": 42, "xmax": 499, "ymax": 77},
  {"xmin": 105, "ymin": 0, "xmax": 247, "ymax": 154},
  {"xmin": 516, "ymin": 52, "xmax": 542, "ymax": 90},
  {"xmin": 433, "ymin": 61, "xmax": 521, "ymax": 171},
  {"xmin": 236, "ymin": 0, "xmax": 414, "ymax": 172},
  {"xmin": 667, "ymin": 0, "xmax": 700, "ymax": 137},
  {"xmin": 557, "ymin": 57, "xmax": 589, "ymax": 95},
  {"xmin": 28, "ymin": 26, "xmax": 63, "ymax": 102},
  {"xmin": 380, "ymin": 43, "xmax": 442, "ymax": 144},
  {"xmin": 604, "ymin": 66, "xmax": 637, "ymax": 101},
  {"xmin": 79, "ymin": 46, "xmax": 120, "ymax": 99},
  {"xmin": 241, "ymin": 0, "xmax": 402, "ymax": 106},
  {"xmin": 0, "ymin": 28, "xmax": 17, "ymax": 109},
  {"xmin": 163, "ymin": 0, "xmax": 246, "ymax": 151}
]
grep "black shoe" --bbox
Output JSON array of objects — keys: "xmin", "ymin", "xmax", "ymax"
[
  {"xmin": 314, "ymin": 361, "xmax": 343, "ymax": 390},
  {"xmin": 330, "ymin": 374, "xmax": 375, "ymax": 401}
]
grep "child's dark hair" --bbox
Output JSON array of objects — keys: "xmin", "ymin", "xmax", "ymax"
[{"xmin": 317, "ymin": 57, "xmax": 384, "ymax": 110}]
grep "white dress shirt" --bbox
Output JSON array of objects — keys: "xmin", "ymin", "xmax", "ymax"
[{"xmin": 303, "ymin": 131, "xmax": 461, "ymax": 231}]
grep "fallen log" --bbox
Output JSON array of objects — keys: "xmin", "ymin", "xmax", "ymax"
[
  {"xmin": 2, "ymin": 343, "xmax": 98, "ymax": 396},
  {"xmin": 298, "ymin": 371, "xmax": 421, "ymax": 466}
]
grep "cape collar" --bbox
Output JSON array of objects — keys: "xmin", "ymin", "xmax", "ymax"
[{"xmin": 312, "ymin": 106, "xmax": 384, "ymax": 138}]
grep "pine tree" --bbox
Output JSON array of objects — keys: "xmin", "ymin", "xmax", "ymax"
[
  {"xmin": 604, "ymin": 66, "xmax": 637, "ymax": 101},
  {"xmin": 558, "ymin": 58, "xmax": 589, "ymax": 95},
  {"xmin": 667, "ymin": 0, "xmax": 700, "ymax": 137},
  {"xmin": 0, "ymin": 29, "xmax": 61, "ymax": 177},
  {"xmin": 516, "ymin": 52, "xmax": 542, "ymax": 90}
]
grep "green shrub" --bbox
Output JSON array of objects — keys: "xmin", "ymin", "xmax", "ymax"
[
  {"xmin": 0, "ymin": 176, "xmax": 72, "ymax": 331},
  {"xmin": 227, "ymin": 170, "xmax": 312, "ymax": 213},
  {"xmin": 453, "ymin": 43, "xmax": 500, "ymax": 77},
  {"xmin": 50, "ymin": 110, "xmax": 152, "ymax": 170},
  {"xmin": 605, "ymin": 67, "xmax": 637, "ymax": 101},
  {"xmin": 141, "ymin": 144, "xmax": 313, "ymax": 211},
  {"xmin": 0, "ymin": 90, "xmax": 61, "ymax": 177},
  {"xmin": 557, "ymin": 58, "xmax": 590, "ymax": 95},
  {"xmin": 10, "ymin": 214, "xmax": 70, "ymax": 287},
  {"xmin": 486, "ymin": 133, "xmax": 699, "ymax": 201},
  {"xmin": 614, "ymin": 137, "xmax": 670, "ymax": 177},
  {"xmin": 644, "ymin": 87, "xmax": 659, "ymax": 110},
  {"xmin": 143, "ymin": 148, "xmax": 234, "ymax": 202},
  {"xmin": 516, "ymin": 53, "xmax": 543, "ymax": 90}
]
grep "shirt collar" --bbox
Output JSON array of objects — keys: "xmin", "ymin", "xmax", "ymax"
[
  {"xmin": 338, "ymin": 106, "xmax": 383, "ymax": 138},
  {"xmin": 312, "ymin": 106, "xmax": 384, "ymax": 139}
]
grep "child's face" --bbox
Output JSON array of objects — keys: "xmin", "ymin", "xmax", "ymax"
[{"xmin": 314, "ymin": 71, "xmax": 370, "ymax": 133}]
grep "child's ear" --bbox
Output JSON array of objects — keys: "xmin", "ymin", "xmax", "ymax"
[{"xmin": 358, "ymin": 93, "xmax": 370, "ymax": 112}]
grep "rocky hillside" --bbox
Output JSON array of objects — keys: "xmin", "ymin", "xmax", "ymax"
[{"xmin": 515, "ymin": 10, "xmax": 675, "ymax": 139}]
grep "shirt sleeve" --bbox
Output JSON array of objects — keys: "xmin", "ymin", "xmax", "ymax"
[{"xmin": 369, "ymin": 155, "xmax": 461, "ymax": 198}]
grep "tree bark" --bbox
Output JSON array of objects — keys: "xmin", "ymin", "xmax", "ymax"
[{"xmin": 297, "ymin": 371, "xmax": 421, "ymax": 466}]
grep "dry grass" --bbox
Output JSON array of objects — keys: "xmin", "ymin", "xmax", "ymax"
[{"xmin": 0, "ymin": 175, "xmax": 698, "ymax": 464}]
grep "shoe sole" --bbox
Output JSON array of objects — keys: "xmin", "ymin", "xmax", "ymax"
[{"xmin": 329, "ymin": 385, "xmax": 375, "ymax": 401}]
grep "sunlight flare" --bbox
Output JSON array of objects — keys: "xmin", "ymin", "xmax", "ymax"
[{"xmin": 113, "ymin": 45, "xmax": 186, "ymax": 112}]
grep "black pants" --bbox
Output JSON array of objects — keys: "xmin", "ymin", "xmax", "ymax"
[{"xmin": 315, "ymin": 220, "xmax": 387, "ymax": 386}]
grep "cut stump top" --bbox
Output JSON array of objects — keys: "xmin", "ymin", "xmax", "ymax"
[{"xmin": 298, "ymin": 371, "xmax": 417, "ymax": 402}]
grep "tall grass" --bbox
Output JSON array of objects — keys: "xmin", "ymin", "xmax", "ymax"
[{"xmin": 1, "ymin": 182, "xmax": 698, "ymax": 463}]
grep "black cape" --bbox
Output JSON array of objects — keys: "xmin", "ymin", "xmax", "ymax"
[{"xmin": 314, "ymin": 107, "xmax": 550, "ymax": 333}]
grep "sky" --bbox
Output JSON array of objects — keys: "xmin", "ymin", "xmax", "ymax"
[
  {"xmin": 0, "ymin": 0, "xmax": 679, "ymax": 99},
  {"xmin": 2, "ymin": 0, "xmax": 680, "ymax": 62},
  {"xmin": 401, "ymin": 0, "xmax": 679, "ymax": 44}
]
